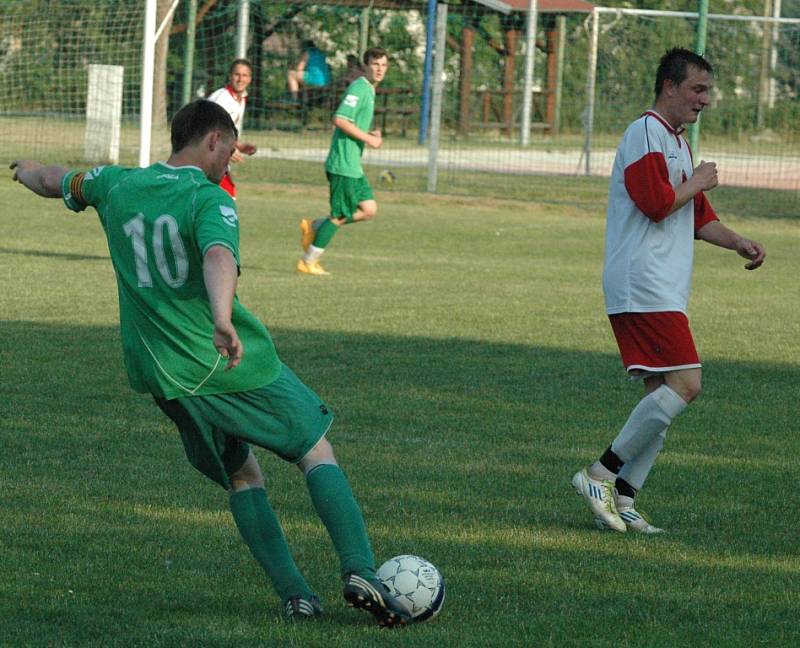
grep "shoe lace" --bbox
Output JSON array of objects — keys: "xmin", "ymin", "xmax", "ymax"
[{"xmin": 599, "ymin": 480, "xmax": 619, "ymax": 514}]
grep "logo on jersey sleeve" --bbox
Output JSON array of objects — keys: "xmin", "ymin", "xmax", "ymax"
[
  {"xmin": 84, "ymin": 165, "xmax": 106, "ymax": 182},
  {"xmin": 219, "ymin": 204, "xmax": 238, "ymax": 228},
  {"xmin": 344, "ymin": 94, "xmax": 359, "ymax": 108}
]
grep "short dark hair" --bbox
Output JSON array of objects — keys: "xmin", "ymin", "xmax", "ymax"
[
  {"xmin": 654, "ymin": 47, "xmax": 713, "ymax": 97},
  {"xmin": 229, "ymin": 58, "xmax": 252, "ymax": 75},
  {"xmin": 170, "ymin": 100, "xmax": 237, "ymax": 153},
  {"xmin": 363, "ymin": 47, "xmax": 388, "ymax": 65}
]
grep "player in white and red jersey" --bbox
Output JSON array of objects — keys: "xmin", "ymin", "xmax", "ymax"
[
  {"xmin": 207, "ymin": 59, "xmax": 257, "ymax": 198},
  {"xmin": 572, "ymin": 48, "xmax": 766, "ymax": 534}
]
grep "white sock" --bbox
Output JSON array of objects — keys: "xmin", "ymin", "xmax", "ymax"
[
  {"xmin": 611, "ymin": 385, "xmax": 687, "ymax": 463},
  {"xmin": 587, "ymin": 463, "xmax": 617, "ymax": 481},
  {"xmin": 616, "ymin": 494, "xmax": 635, "ymax": 510},
  {"xmin": 304, "ymin": 244, "xmax": 324, "ymax": 264},
  {"xmin": 618, "ymin": 428, "xmax": 668, "ymax": 491}
]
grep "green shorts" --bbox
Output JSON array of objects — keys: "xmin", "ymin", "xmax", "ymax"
[
  {"xmin": 154, "ymin": 363, "xmax": 333, "ymax": 489},
  {"xmin": 327, "ymin": 172, "xmax": 374, "ymax": 221}
]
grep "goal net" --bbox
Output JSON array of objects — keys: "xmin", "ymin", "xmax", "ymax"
[{"xmin": 1, "ymin": 1, "xmax": 798, "ymax": 204}]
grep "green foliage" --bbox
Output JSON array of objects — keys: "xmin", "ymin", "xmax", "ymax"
[{"xmin": 0, "ymin": 0, "xmax": 143, "ymax": 115}]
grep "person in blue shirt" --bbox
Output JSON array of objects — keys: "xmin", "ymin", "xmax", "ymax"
[{"xmin": 287, "ymin": 40, "xmax": 331, "ymax": 101}]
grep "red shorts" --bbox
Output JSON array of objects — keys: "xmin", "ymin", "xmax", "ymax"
[
  {"xmin": 220, "ymin": 171, "xmax": 236, "ymax": 198},
  {"xmin": 609, "ymin": 312, "xmax": 701, "ymax": 375}
]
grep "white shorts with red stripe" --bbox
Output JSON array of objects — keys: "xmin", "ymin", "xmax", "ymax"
[{"xmin": 609, "ymin": 311, "xmax": 701, "ymax": 376}]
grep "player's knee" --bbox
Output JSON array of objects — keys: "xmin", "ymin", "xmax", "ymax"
[
  {"xmin": 684, "ymin": 379, "xmax": 702, "ymax": 402},
  {"xmin": 229, "ymin": 451, "xmax": 265, "ymax": 490},
  {"xmin": 673, "ymin": 378, "xmax": 702, "ymax": 403},
  {"xmin": 298, "ymin": 437, "xmax": 338, "ymax": 474},
  {"xmin": 360, "ymin": 201, "xmax": 377, "ymax": 221}
]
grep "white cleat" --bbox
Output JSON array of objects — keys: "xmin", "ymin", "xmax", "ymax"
[
  {"xmin": 618, "ymin": 505, "xmax": 664, "ymax": 534},
  {"xmin": 572, "ymin": 468, "xmax": 626, "ymax": 532},
  {"xmin": 595, "ymin": 500, "xmax": 665, "ymax": 534}
]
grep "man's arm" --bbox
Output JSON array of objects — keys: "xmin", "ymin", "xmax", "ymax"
[
  {"xmin": 667, "ymin": 160, "xmax": 718, "ymax": 215},
  {"xmin": 332, "ymin": 116, "xmax": 382, "ymax": 148},
  {"xmin": 295, "ymin": 51, "xmax": 309, "ymax": 75},
  {"xmin": 230, "ymin": 140, "xmax": 257, "ymax": 163},
  {"xmin": 235, "ymin": 141, "xmax": 257, "ymax": 156},
  {"xmin": 203, "ymin": 245, "xmax": 243, "ymax": 369},
  {"xmin": 696, "ymin": 220, "xmax": 766, "ymax": 270},
  {"xmin": 10, "ymin": 161, "xmax": 68, "ymax": 198}
]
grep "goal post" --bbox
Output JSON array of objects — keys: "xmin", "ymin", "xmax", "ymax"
[{"xmin": 85, "ymin": 65, "xmax": 124, "ymax": 164}]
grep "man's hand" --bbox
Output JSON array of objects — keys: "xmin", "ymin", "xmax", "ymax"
[
  {"xmin": 366, "ymin": 130, "xmax": 383, "ymax": 149},
  {"xmin": 231, "ymin": 141, "xmax": 257, "ymax": 163},
  {"xmin": 692, "ymin": 160, "xmax": 718, "ymax": 192},
  {"xmin": 734, "ymin": 236, "xmax": 766, "ymax": 271},
  {"xmin": 10, "ymin": 160, "xmax": 42, "ymax": 186},
  {"xmin": 10, "ymin": 159, "xmax": 38, "ymax": 182},
  {"xmin": 10, "ymin": 160, "xmax": 66, "ymax": 197},
  {"xmin": 213, "ymin": 321, "xmax": 243, "ymax": 370}
]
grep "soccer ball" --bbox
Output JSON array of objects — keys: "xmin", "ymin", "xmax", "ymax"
[{"xmin": 376, "ymin": 555, "xmax": 445, "ymax": 622}]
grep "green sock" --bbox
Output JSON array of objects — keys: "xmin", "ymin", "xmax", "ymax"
[
  {"xmin": 312, "ymin": 219, "xmax": 339, "ymax": 249},
  {"xmin": 229, "ymin": 487, "xmax": 312, "ymax": 601},
  {"xmin": 306, "ymin": 464, "xmax": 375, "ymax": 579}
]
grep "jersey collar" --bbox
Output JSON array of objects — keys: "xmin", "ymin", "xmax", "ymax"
[
  {"xmin": 357, "ymin": 76, "xmax": 376, "ymax": 97},
  {"xmin": 225, "ymin": 84, "xmax": 247, "ymax": 102},
  {"xmin": 642, "ymin": 110, "xmax": 685, "ymax": 136},
  {"xmin": 157, "ymin": 161, "xmax": 205, "ymax": 175}
]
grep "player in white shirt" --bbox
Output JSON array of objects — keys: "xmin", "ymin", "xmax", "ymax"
[
  {"xmin": 207, "ymin": 59, "xmax": 257, "ymax": 198},
  {"xmin": 572, "ymin": 48, "xmax": 766, "ymax": 534}
]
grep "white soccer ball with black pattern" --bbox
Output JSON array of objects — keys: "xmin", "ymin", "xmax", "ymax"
[{"xmin": 376, "ymin": 554, "xmax": 445, "ymax": 622}]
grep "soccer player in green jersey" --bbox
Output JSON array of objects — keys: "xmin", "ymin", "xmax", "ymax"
[
  {"xmin": 297, "ymin": 47, "xmax": 389, "ymax": 276},
  {"xmin": 10, "ymin": 99, "xmax": 409, "ymax": 628}
]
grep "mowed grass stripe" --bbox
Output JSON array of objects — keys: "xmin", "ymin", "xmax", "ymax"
[{"xmin": 1, "ymin": 175, "xmax": 798, "ymax": 647}]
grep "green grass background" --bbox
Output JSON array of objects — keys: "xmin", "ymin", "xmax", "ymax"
[{"xmin": 1, "ymin": 171, "xmax": 798, "ymax": 647}]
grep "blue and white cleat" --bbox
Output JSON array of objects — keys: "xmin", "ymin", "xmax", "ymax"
[
  {"xmin": 572, "ymin": 468, "xmax": 626, "ymax": 532},
  {"xmin": 284, "ymin": 594, "xmax": 325, "ymax": 620},
  {"xmin": 343, "ymin": 572, "xmax": 410, "ymax": 628},
  {"xmin": 596, "ymin": 502, "xmax": 665, "ymax": 535}
]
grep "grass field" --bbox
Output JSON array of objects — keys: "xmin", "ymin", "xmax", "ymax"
[{"xmin": 1, "ymin": 172, "xmax": 799, "ymax": 648}]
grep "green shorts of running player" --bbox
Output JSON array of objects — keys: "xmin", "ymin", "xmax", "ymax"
[
  {"xmin": 327, "ymin": 171, "xmax": 374, "ymax": 222},
  {"xmin": 154, "ymin": 363, "xmax": 333, "ymax": 489}
]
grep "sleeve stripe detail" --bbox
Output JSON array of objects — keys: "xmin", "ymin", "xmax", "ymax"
[
  {"xmin": 693, "ymin": 192, "xmax": 719, "ymax": 235},
  {"xmin": 623, "ymin": 152, "xmax": 675, "ymax": 222},
  {"xmin": 201, "ymin": 240, "xmax": 238, "ymax": 258},
  {"xmin": 69, "ymin": 173, "xmax": 87, "ymax": 205}
]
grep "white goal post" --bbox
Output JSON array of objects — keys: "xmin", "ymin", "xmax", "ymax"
[{"xmin": 85, "ymin": 65, "xmax": 124, "ymax": 164}]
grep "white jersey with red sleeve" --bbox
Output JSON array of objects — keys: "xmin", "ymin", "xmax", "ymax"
[
  {"xmin": 602, "ymin": 110, "xmax": 718, "ymax": 316},
  {"xmin": 207, "ymin": 84, "xmax": 247, "ymax": 133}
]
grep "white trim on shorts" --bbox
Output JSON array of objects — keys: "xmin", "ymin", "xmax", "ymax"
[{"xmin": 627, "ymin": 362, "xmax": 702, "ymax": 380}]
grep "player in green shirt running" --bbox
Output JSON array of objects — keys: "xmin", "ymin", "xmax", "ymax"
[
  {"xmin": 297, "ymin": 47, "xmax": 389, "ymax": 276},
  {"xmin": 11, "ymin": 99, "xmax": 409, "ymax": 628}
]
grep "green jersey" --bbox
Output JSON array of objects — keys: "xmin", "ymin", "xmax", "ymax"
[
  {"xmin": 325, "ymin": 76, "xmax": 376, "ymax": 178},
  {"xmin": 62, "ymin": 163, "xmax": 281, "ymax": 399}
]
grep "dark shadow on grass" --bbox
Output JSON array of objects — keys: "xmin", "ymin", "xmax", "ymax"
[
  {"xmin": 4, "ymin": 319, "xmax": 797, "ymax": 535},
  {"xmin": 0, "ymin": 246, "xmax": 109, "ymax": 261},
  {"xmin": 0, "ymin": 246, "xmax": 265, "ymax": 271},
  {"xmin": 3, "ymin": 321, "xmax": 799, "ymax": 644}
]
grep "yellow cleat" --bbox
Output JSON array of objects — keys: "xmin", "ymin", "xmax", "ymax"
[
  {"xmin": 296, "ymin": 259, "xmax": 330, "ymax": 276},
  {"xmin": 299, "ymin": 219, "xmax": 315, "ymax": 251}
]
